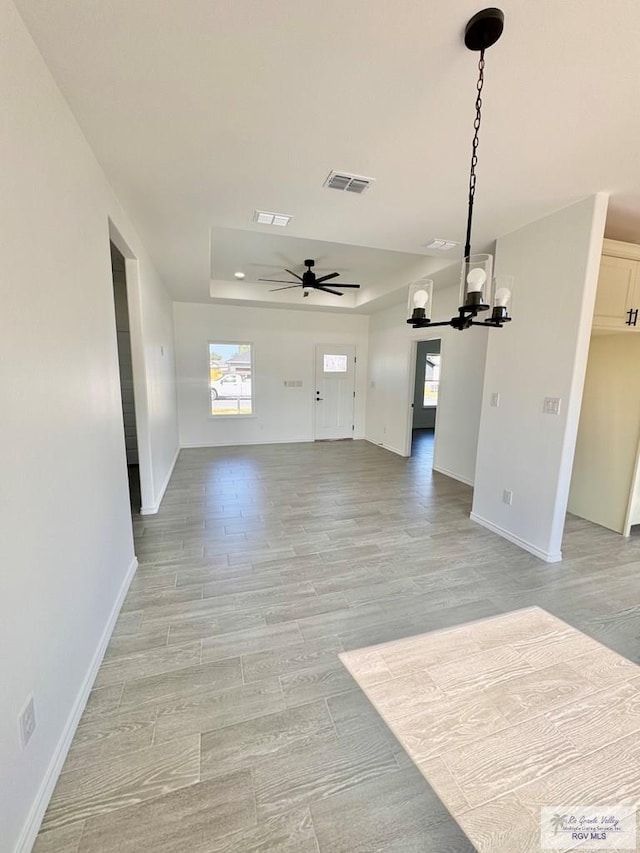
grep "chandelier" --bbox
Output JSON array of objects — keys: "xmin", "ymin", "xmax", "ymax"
[{"xmin": 407, "ymin": 8, "xmax": 512, "ymax": 331}]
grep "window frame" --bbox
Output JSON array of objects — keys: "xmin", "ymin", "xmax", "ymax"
[{"xmin": 207, "ymin": 340, "xmax": 256, "ymax": 419}]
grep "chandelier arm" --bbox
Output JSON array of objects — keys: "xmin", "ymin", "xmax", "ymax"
[{"xmin": 464, "ymin": 48, "xmax": 485, "ymax": 261}]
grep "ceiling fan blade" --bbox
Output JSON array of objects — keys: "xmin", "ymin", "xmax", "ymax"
[
  {"xmin": 285, "ymin": 269, "xmax": 304, "ymax": 282},
  {"xmin": 270, "ymin": 285, "xmax": 301, "ymax": 292},
  {"xmin": 315, "ymin": 272, "xmax": 340, "ymax": 284},
  {"xmin": 330, "ymin": 283, "xmax": 360, "ymax": 288},
  {"xmin": 258, "ymin": 278, "xmax": 299, "ymax": 284},
  {"xmin": 315, "ymin": 285, "xmax": 344, "ymax": 296}
]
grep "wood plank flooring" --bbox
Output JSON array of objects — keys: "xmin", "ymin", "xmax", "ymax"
[
  {"xmin": 33, "ymin": 433, "xmax": 640, "ymax": 852},
  {"xmin": 340, "ymin": 607, "xmax": 640, "ymax": 851}
]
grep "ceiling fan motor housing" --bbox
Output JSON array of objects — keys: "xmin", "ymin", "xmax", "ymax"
[{"xmin": 303, "ymin": 260, "xmax": 315, "ymax": 288}]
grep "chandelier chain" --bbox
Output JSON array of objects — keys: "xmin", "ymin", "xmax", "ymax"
[{"xmin": 464, "ymin": 48, "xmax": 485, "ymax": 260}]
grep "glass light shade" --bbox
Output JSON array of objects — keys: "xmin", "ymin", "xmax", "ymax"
[
  {"xmin": 460, "ymin": 253, "xmax": 493, "ymax": 310},
  {"xmin": 491, "ymin": 274, "xmax": 514, "ymax": 322},
  {"xmin": 407, "ymin": 279, "xmax": 434, "ymax": 324}
]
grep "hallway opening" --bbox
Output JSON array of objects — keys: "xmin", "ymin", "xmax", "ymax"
[{"xmin": 110, "ymin": 242, "xmax": 141, "ymax": 512}]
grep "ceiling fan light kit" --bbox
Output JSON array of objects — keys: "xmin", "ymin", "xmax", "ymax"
[{"xmin": 407, "ymin": 7, "xmax": 513, "ymax": 332}]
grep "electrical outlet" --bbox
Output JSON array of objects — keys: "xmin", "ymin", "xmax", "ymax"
[
  {"xmin": 19, "ymin": 696, "xmax": 36, "ymax": 748},
  {"xmin": 502, "ymin": 489, "xmax": 513, "ymax": 506},
  {"xmin": 490, "ymin": 392, "xmax": 500, "ymax": 408}
]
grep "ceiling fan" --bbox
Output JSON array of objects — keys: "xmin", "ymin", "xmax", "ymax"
[{"xmin": 259, "ymin": 259, "xmax": 361, "ymax": 297}]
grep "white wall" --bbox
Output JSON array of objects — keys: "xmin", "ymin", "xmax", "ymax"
[
  {"xmin": 366, "ymin": 271, "xmax": 488, "ymax": 485},
  {"xmin": 569, "ymin": 334, "xmax": 640, "ymax": 533},
  {"xmin": 174, "ymin": 302, "xmax": 369, "ymax": 447},
  {"xmin": 130, "ymin": 253, "xmax": 179, "ymax": 512},
  {"xmin": 472, "ymin": 194, "xmax": 608, "ymax": 562},
  {"xmin": 0, "ymin": 1, "xmax": 178, "ymax": 849}
]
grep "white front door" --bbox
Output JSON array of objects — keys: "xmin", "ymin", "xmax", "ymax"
[{"xmin": 314, "ymin": 344, "xmax": 356, "ymax": 440}]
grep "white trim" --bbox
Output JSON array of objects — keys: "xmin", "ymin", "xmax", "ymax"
[
  {"xmin": 179, "ymin": 438, "xmax": 313, "ymax": 449},
  {"xmin": 108, "ymin": 219, "xmax": 155, "ymax": 513},
  {"xmin": 207, "ymin": 414, "xmax": 257, "ymax": 420},
  {"xmin": 432, "ymin": 465, "xmax": 474, "ymax": 487},
  {"xmin": 365, "ymin": 438, "xmax": 407, "ymax": 457},
  {"xmin": 469, "ymin": 512, "xmax": 562, "ymax": 563},
  {"xmin": 14, "ymin": 556, "xmax": 138, "ymax": 853},
  {"xmin": 623, "ymin": 429, "xmax": 640, "ymax": 536},
  {"xmin": 602, "ymin": 237, "xmax": 640, "ymax": 262},
  {"xmin": 139, "ymin": 447, "xmax": 179, "ymax": 515}
]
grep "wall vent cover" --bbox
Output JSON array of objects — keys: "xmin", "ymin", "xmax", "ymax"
[{"xmin": 324, "ymin": 171, "xmax": 375, "ymax": 194}]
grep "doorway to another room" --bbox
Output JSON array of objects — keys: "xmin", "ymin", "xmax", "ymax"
[
  {"xmin": 110, "ymin": 242, "xmax": 141, "ymax": 512},
  {"xmin": 411, "ymin": 339, "xmax": 441, "ymax": 463}
]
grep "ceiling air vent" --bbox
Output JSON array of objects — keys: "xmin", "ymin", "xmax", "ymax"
[
  {"xmin": 424, "ymin": 239, "xmax": 460, "ymax": 251},
  {"xmin": 253, "ymin": 210, "xmax": 292, "ymax": 227},
  {"xmin": 324, "ymin": 171, "xmax": 375, "ymax": 194}
]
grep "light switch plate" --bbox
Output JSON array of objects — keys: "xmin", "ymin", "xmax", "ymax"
[
  {"xmin": 490, "ymin": 392, "xmax": 500, "ymax": 408},
  {"xmin": 543, "ymin": 397, "xmax": 561, "ymax": 415}
]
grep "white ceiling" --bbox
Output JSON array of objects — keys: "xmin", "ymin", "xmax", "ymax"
[{"xmin": 14, "ymin": 0, "xmax": 640, "ymax": 310}]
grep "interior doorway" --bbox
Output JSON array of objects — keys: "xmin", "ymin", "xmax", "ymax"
[
  {"xmin": 314, "ymin": 344, "xmax": 356, "ymax": 440},
  {"xmin": 110, "ymin": 242, "xmax": 141, "ymax": 512},
  {"xmin": 410, "ymin": 339, "xmax": 441, "ymax": 461}
]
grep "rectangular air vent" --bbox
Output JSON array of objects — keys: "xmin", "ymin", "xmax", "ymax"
[
  {"xmin": 253, "ymin": 210, "xmax": 292, "ymax": 227},
  {"xmin": 324, "ymin": 171, "xmax": 375, "ymax": 194},
  {"xmin": 424, "ymin": 239, "xmax": 460, "ymax": 251}
]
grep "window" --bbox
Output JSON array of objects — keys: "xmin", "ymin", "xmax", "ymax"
[
  {"xmin": 209, "ymin": 342, "xmax": 253, "ymax": 416},
  {"xmin": 323, "ymin": 354, "xmax": 348, "ymax": 373},
  {"xmin": 423, "ymin": 353, "xmax": 441, "ymax": 407}
]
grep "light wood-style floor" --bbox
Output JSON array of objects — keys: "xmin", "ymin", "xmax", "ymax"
[
  {"xmin": 341, "ymin": 606, "xmax": 640, "ymax": 853},
  {"xmin": 34, "ymin": 432, "xmax": 640, "ymax": 852}
]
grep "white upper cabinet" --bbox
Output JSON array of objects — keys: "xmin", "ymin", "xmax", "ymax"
[{"xmin": 593, "ymin": 239, "xmax": 640, "ymax": 332}]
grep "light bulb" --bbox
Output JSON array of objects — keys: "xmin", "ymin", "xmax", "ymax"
[
  {"xmin": 494, "ymin": 287, "xmax": 511, "ymax": 307},
  {"xmin": 234, "ymin": 271, "xmax": 245, "ymax": 280},
  {"xmin": 413, "ymin": 289, "xmax": 429, "ymax": 309},
  {"xmin": 466, "ymin": 267, "xmax": 487, "ymax": 292}
]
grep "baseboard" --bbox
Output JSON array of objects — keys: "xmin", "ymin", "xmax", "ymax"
[
  {"xmin": 365, "ymin": 438, "xmax": 407, "ymax": 457},
  {"xmin": 469, "ymin": 512, "xmax": 562, "ymax": 563},
  {"xmin": 14, "ymin": 556, "xmax": 138, "ymax": 853},
  {"xmin": 432, "ymin": 465, "xmax": 474, "ymax": 487},
  {"xmin": 179, "ymin": 434, "xmax": 367, "ymax": 450},
  {"xmin": 140, "ymin": 446, "xmax": 179, "ymax": 515},
  {"xmin": 179, "ymin": 437, "xmax": 312, "ymax": 449}
]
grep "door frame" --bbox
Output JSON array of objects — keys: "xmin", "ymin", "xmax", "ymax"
[
  {"xmin": 623, "ymin": 429, "xmax": 640, "ymax": 536},
  {"xmin": 404, "ymin": 336, "xmax": 443, "ymax": 459},
  {"xmin": 108, "ymin": 218, "xmax": 155, "ymax": 514}
]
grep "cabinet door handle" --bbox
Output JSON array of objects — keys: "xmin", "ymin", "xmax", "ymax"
[{"xmin": 626, "ymin": 308, "xmax": 638, "ymax": 326}]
